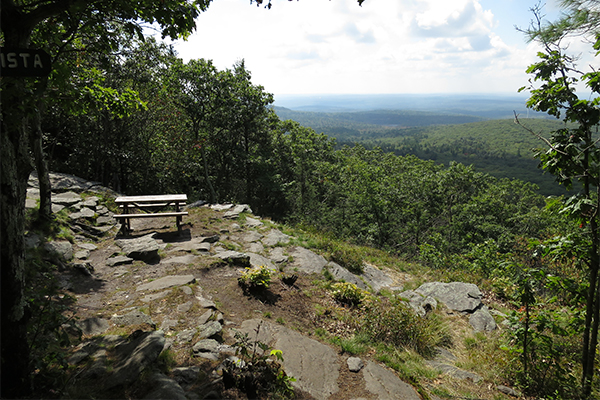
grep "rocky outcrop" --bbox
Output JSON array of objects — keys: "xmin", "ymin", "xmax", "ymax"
[
  {"xmin": 402, "ymin": 281, "xmax": 498, "ymax": 332},
  {"xmin": 116, "ymin": 234, "xmax": 160, "ymax": 263},
  {"xmin": 28, "ymin": 172, "xmax": 513, "ymax": 399}
]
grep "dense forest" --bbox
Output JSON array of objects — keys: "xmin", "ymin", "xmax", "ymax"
[
  {"xmin": 1, "ymin": 0, "xmax": 599, "ymax": 398},
  {"xmin": 274, "ymin": 107, "xmax": 570, "ymax": 195}
]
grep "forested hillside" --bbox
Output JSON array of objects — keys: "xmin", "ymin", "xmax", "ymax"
[{"xmin": 273, "ymin": 107, "xmax": 568, "ymax": 195}]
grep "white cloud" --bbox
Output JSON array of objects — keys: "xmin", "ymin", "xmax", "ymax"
[{"xmin": 165, "ymin": 0, "xmax": 583, "ymax": 94}]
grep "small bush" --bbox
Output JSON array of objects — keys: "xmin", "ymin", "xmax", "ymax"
[
  {"xmin": 355, "ymin": 297, "xmax": 448, "ymax": 357},
  {"xmin": 238, "ymin": 266, "xmax": 272, "ymax": 291},
  {"xmin": 330, "ymin": 282, "xmax": 369, "ymax": 307}
]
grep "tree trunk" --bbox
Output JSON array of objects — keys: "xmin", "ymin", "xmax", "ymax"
[
  {"xmin": 1, "ymin": 78, "xmax": 34, "ymax": 398},
  {"xmin": 201, "ymin": 146, "xmax": 217, "ymax": 204},
  {"xmin": 31, "ymin": 101, "xmax": 53, "ymax": 220},
  {"xmin": 582, "ymin": 209, "xmax": 599, "ymax": 396}
]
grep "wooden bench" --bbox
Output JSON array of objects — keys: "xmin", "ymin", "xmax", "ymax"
[{"xmin": 115, "ymin": 194, "xmax": 188, "ymax": 235}]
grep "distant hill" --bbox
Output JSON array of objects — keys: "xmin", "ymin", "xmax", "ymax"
[
  {"xmin": 274, "ymin": 107, "xmax": 485, "ymax": 130},
  {"xmin": 274, "ymin": 93, "xmax": 546, "ymax": 119},
  {"xmin": 273, "ymin": 104, "xmax": 568, "ymax": 196}
]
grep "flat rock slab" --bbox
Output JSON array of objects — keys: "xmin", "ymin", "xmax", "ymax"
[
  {"xmin": 116, "ymin": 235, "xmax": 160, "ymax": 262},
  {"xmin": 328, "ymin": 262, "xmax": 367, "ymax": 290},
  {"xmin": 239, "ymin": 319, "xmax": 339, "ymax": 399},
  {"xmin": 78, "ymin": 243, "xmax": 98, "ymax": 251},
  {"xmin": 111, "ymin": 309, "xmax": 155, "ymax": 327},
  {"xmin": 248, "ymin": 252, "xmax": 276, "ymax": 271},
  {"xmin": 270, "ymin": 247, "xmax": 289, "ymax": 264},
  {"xmin": 162, "ymin": 254, "xmax": 197, "ymax": 265},
  {"xmin": 287, "ymin": 247, "xmax": 328, "ymax": 274},
  {"xmin": 170, "ymin": 239, "xmax": 211, "ymax": 253},
  {"xmin": 48, "ymin": 172, "xmax": 102, "ymax": 193},
  {"xmin": 143, "ymin": 372, "xmax": 187, "ymax": 400},
  {"xmin": 247, "ymin": 242, "xmax": 264, "ymax": 253},
  {"xmin": 261, "ymin": 229, "xmax": 291, "ymax": 247},
  {"xmin": 245, "ymin": 217, "xmax": 263, "ymax": 228},
  {"xmin": 361, "ymin": 264, "xmax": 395, "ymax": 292},
  {"xmin": 426, "ymin": 361, "xmax": 483, "ymax": 383},
  {"xmin": 106, "ymin": 255, "xmax": 134, "ymax": 267},
  {"xmin": 415, "ymin": 282, "xmax": 483, "ymax": 313},
  {"xmin": 136, "ymin": 275, "xmax": 196, "ymax": 292},
  {"xmin": 241, "ymin": 231, "xmax": 263, "ymax": 243},
  {"xmin": 52, "ymin": 191, "xmax": 82, "ymax": 205},
  {"xmin": 363, "ymin": 361, "xmax": 421, "ymax": 399},
  {"xmin": 214, "ymin": 250, "xmax": 250, "ymax": 267},
  {"xmin": 211, "ymin": 204, "xmax": 234, "ymax": 212}
]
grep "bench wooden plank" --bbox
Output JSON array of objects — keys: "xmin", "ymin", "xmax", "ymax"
[
  {"xmin": 119, "ymin": 203, "xmax": 187, "ymax": 208},
  {"xmin": 115, "ymin": 194, "xmax": 187, "ymax": 203},
  {"xmin": 115, "ymin": 212, "xmax": 188, "ymax": 219}
]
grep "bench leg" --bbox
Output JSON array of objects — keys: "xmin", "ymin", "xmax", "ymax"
[{"xmin": 118, "ymin": 218, "xmax": 131, "ymax": 236}]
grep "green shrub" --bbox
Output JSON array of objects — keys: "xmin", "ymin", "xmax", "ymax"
[
  {"xmin": 330, "ymin": 282, "xmax": 369, "ymax": 307},
  {"xmin": 238, "ymin": 266, "xmax": 272, "ymax": 291},
  {"xmin": 356, "ymin": 297, "xmax": 448, "ymax": 357}
]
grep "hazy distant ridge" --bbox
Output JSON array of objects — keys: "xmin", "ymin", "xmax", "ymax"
[{"xmin": 274, "ymin": 93, "xmax": 539, "ymax": 119}]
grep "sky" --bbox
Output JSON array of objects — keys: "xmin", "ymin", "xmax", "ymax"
[{"xmin": 165, "ymin": 0, "xmax": 594, "ymax": 96}]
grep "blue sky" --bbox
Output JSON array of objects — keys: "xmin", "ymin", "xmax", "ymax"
[{"xmin": 166, "ymin": 0, "xmax": 592, "ymax": 96}]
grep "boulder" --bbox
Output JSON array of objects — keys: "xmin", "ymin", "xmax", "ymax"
[
  {"xmin": 399, "ymin": 290, "xmax": 438, "ymax": 317},
  {"xmin": 142, "ymin": 372, "xmax": 187, "ymax": 400},
  {"xmin": 44, "ymin": 240, "xmax": 73, "ymax": 261},
  {"xmin": 415, "ymin": 282, "xmax": 482, "ymax": 313},
  {"xmin": 111, "ymin": 309, "xmax": 155, "ymax": 328},
  {"xmin": 106, "ymin": 255, "xmax": 134, "ymax": 267},
  {"xmin": 245, "ymin": 217, "xmax": 263, "ymax": 228},
  {"xmin": 347, "ymin": 357, "xmax": 364, "ymax": 372},
  {"xmin": 198, "ymin": 321, "xmax": 222, "ymax": 339},
  {"xmin": 326, "ymin": 262, "xmax": 367, "ymax": 290},
  {"xmin": 223, "ymin": 204, "xmax": 252, "ymax": 219},
  {"xmin": 469, "ymin": 306, "xmax": 497, "ymax": 332},
  {"xmin": 261, "ymin": 229, "xmax": 291, "ymax": 247},
  {"xmin": 361, "ymin": 264, "xmax": 394, "ymax": 293},
  {"xmin": 214, "ymin": 250, "xmax": 250, "ymax": 267},
  {"xmin": 287, "ymin": 247, "xmax": 328, "ymax": 274},
  {"xmin": 107, "ymin": 331, "xmax": 166, "ymax": 389},
  {"xmin": 116, "ymin": 234, "xmax": 160, "ymax": 262}
]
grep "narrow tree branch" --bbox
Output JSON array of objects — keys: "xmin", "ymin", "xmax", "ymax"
[{"xmin": 514, "ymin": 111, "xmax": 569, "ymax": 155}]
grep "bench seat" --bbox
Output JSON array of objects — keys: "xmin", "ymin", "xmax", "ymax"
[
  {"xmin": 115, "ymin": 212, "xmax": 188, "ymax": 219},
  {"xmin": 119, "ymin": 203, "xmax": 187, "ymax": 208}
]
